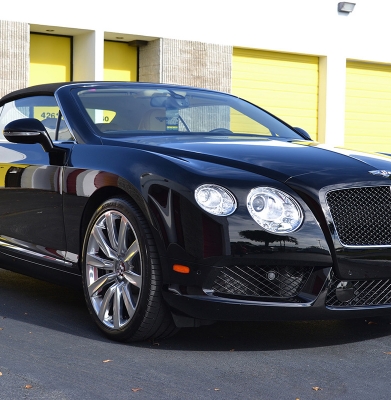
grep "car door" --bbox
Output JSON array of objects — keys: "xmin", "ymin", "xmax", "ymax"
[{"xmin": 0, "ymin": 95, "xmax": 72, "ymax": 271}]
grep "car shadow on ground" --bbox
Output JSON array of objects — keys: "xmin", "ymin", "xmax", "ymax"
[
  {"xmin": 164, "ymin": 318, "xmax": 391, "ymax": 352},
  {"xmin": 1, "ymin": 268, "xmax": 390, "ymax": 352}
]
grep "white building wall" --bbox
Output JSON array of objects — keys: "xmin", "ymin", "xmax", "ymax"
[
  {"xmin": 318, "ymin": 55, "xmax": 348, "ymax": 146},
  {"xmin": 2, "ymin": 0, "xmax": 390, "ymax": 62},
  {"xmin": 73, "ymin": 31, "xmax": 104, "ymax": 81}
]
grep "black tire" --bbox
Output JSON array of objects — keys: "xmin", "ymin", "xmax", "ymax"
[{"xmin": 81, "ymin": 196, "xmax": 177, "ymax": 342}]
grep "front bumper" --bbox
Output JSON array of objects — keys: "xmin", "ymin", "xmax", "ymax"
[{"xmin": 163, "ymin": 266, "xmax": 391, "ymax": 325}]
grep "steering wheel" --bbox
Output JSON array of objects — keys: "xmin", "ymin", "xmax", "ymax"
[{"xmin": 209, "ymin": 128, "xmax": 233, "ymax": 134}]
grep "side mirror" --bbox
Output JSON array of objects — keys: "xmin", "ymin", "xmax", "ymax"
[
  {"xmin": 3, "ymin": 118, "xmax": 54, "ymax": 152},
  {"xmin": 293, "ymin": 127, "xmax": 312, "ymax": 141}
]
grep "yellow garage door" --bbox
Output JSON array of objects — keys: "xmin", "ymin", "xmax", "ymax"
[
  {"xmin": 30, "ymin": 34, "xmax": 72, "ymax": 86},
  {"xmin": 104, "ymin": 41, "xmax": 138, "ymax": 81},
  {"xmin": 232, "ymin": 48, "xmax": 319, "ymax": 140},
  {"xmin": 345, "ymin": 61, "xmax": 391, "ymax": 153}
]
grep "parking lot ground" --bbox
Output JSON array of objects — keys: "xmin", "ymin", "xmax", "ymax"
[{"xmin": 1, "ymin": 268, "xmax": 391, "ymax": 399}]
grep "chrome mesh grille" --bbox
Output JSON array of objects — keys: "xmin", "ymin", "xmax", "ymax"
[
  {"xmin": 326, "ymin": 275, "xmax": 391, "ymax": 307},
  {"xmin": 211, "ymin": 266, "xmax": 312, "ymax": 300},
  {"xmin": 326, "ymin": 186, "xmax": 391, "ymax": 246}
]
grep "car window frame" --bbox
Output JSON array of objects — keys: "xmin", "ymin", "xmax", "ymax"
[{"xmin": 0, "ymin": 95, "xmax": 76, "ymax": 143}]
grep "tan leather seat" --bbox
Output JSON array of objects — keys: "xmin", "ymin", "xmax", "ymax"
[{"xmin": 138, "ymin": 109, "xmax": 166, "ymax": 131}]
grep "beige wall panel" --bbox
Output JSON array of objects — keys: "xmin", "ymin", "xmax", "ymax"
[
  {"xmin": 0, "ymin": 20, "xmax": 29, "ymax": 98},
  {"xmin": 139, "ymin": 38, "xmax": 232, "ymax": 92},
  {"xmin": 139, "ymin": 39, "xmax": 161, "ymax": 83},
  {"xmin": 162, "ymin": 39, "xmax": 232, "ymax": 92}
]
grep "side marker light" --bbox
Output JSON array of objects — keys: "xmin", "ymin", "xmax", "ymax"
[{"xmin": 173, "ymin": 264, "xmax": 190, "ymax": 274}]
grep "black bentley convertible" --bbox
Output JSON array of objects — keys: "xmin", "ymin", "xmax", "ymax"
[{"xmin": 1, "ymin": 81, "xmax": 391, "ymax": 342}]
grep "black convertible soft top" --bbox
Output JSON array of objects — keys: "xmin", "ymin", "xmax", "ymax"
[{"xmin": 0, "ymin": 82, "xmax": 68, "ymax": 107}]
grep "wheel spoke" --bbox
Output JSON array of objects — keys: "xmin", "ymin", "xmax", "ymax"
[
  {"xmin": 112, "ymin": 284, "xmax": 122, "ymax": 329},
  {"xmin": 86, "ymin": 253, "xmax": 114, "ymax": 270},
  {"xmin": 117, "ymin": 216, "xmax": 129, "ymax": 255},
  {"xmin": 105, "ymin": 212, "xmax": 119, "ymax": 251},
  {"xmin": 88, "ymin": 272, "xmax": 116, "ymax": 296},
  {"xmin": 123, "ymin": 270, "xmax": 142, "ymax": 288},
  {"xmin": 122, "ymin": 284, "xmax": 136, "ymax": 320},
  {"xmin": 92, "ymin": 224, "xmax": 118, "ymax": 260},
  {"xmin": 124, "ymin": 240, "xmax": 139, "ymax": 263},
  {"xmin": 98, "ymin": 283, "xmax": 117, "ymax": 323}
]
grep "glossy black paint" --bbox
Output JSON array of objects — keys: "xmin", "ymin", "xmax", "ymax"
[{"xmin": 1, "ymin": 81, "xmax": 391, "ymax": 327}]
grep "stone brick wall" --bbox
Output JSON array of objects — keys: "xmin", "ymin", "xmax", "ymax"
[
  {"xmin": 138, "ymin": 39, "xmax": 161, "ymax": 83},
  {"xmin": 139, "ymin": 38, "xmax": 232, "ymax": 93},
  {"xmin": 0, "ymin": 20, "xmax": 29, "ymax": 98}
]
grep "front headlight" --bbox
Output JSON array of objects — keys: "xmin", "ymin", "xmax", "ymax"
[
  {"xmin": 195, "ymin": 184, "xmax": 237, "ymax": 216},
  {"xmin": 247, "ymin": 187, "xmax": 303, "ymax": 233}
]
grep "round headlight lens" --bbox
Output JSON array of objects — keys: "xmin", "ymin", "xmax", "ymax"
[
  {"xmin": 247, "ymin": 187, "xmax": 303, "ymax": 233},
  {"xmin": 195, "ymin": 184, "xmax": 237, "ymax": 216}
]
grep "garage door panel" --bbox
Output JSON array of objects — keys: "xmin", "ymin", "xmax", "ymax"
[
  {"xmin": 104, "ymin": 41, "xmax": 137, "ymax": 82},
  {"xmin": 345, "ymin": 134, "xmax": 390, "ymax": 146},
  {"xmin": 347, "ymin": 106, "xmax": 391, "ymax": 117},
  {"xmin": 233, "ymin": 48, "xmax": 318, "ymax": 140},
  {"xmin": 255, "ymin": 97, "xmax": 317, "ymax": 110},
  {"xmin": 347, "ymin": 112, "xmax": 391, "ymax": 122},
  {"xmin": 30, "ymin": 34, "xmax": 71, "ymax": 86},
  {"xmin": 347, "ymin": 83, "xmax": 391, "ymax": 95},
  {"xmin": 236, "ymin": 84, "xmax": 317, "ymax": 99},
  {"xmin": 235, "ymin": 49, "xmax": 316, "ymax": 64},
  {"xmin": 346, "ymin": 98, "xmax": 391, "ymax": 110},
  {"xmin": 346, "ymin": 91, "xmax": 391, "ymax": 101},
  {"xmin": 348, "ymin": 75, "xmax": 391, "ymax": 85},
  {"xmin": 345, "ymin": 61, "xmax": 391, "ymax": 152},
  {"xmin": 235, "ymin": 70, "xmax": 317, "ymax": 84}
]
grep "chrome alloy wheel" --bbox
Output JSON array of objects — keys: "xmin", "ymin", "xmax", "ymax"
[{"xmin": 85, "ymin": 210, "xmax": 142, "ymax": 330}]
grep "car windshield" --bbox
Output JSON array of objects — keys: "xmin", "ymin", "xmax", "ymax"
[{"xmin": 73, "ymin": 86, "xmax": 302, "ymax": 139}]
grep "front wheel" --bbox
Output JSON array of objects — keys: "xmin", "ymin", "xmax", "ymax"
[{"xmin": 81, "ymin": 197, "xmax": 177, "ymax": 342}]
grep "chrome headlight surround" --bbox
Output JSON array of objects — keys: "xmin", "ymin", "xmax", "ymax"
[
  {"xmin": 247, "ymin": 187, "xmax": 303, "ymax": 233},
  {"xmin": 195, "ymin": 184, "xmax": 237, "ymax": 216}
]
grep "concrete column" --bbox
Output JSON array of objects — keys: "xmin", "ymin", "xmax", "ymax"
[
  {"xmin": 73, "ymin": 30, "xmax": 104, "ymax": 81},
  {"xmin": 0, "ymin": 20, "xmax": 29, "ymax": 97},
  {"xmin": 318, "ymin": 54, "xmax": 347, "ymax": 146},
  {"xmin": 138, "ymin": 39, "xmax": 162, "ymax": 83},
  {"xmin": 139, "ymin": 38, "xmax": 232, "ymax": 93}
]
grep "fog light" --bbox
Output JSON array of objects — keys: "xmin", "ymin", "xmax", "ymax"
[
  {"xmin": 267, "ymin": 271, "xmax": 277, "ymax": 281},
  {"xmin": 335, "ymin": 281, "xmax": 354, "ymax": 302}
]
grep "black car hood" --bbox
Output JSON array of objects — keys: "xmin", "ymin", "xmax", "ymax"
[{"xmin": 104, "ymin": 135, "xmax": 391, "ymax": 186}]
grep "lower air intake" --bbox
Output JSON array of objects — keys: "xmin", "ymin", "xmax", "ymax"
[
  {"xmin": 212, "ymin": 265, "xmax": 312, "ymax": 300},
  {"xmin": 326, "ymin": 274, "xmax": 391, "ymax": 307}
]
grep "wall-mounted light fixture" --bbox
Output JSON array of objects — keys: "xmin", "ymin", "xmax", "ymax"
[{"xmin": 338, "ymin": 2, "xmax": 356, "ymax": 13}]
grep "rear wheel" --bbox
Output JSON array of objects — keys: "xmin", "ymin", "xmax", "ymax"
[{"xmin": 81, "ymin": 197, "xmax": 177, "ymax": 342}]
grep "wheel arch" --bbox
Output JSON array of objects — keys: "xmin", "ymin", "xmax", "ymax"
[{"xmin": 78, "ymin": 185, "xmax": 165, "ymax": 271}]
